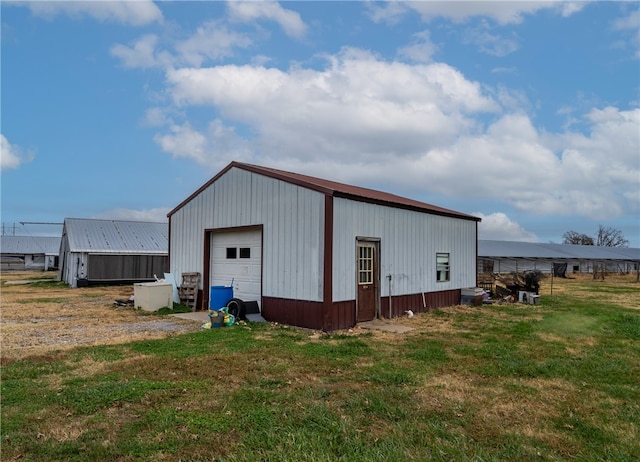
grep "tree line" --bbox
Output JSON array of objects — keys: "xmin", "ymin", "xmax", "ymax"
[{"xmin": 562, "ymin": 225, "xmax": 629, "ymax": 247}]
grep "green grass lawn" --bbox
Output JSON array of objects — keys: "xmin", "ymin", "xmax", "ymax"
[{"xmin": 2, "ymin": 277, "xmax": 639, "ymax": 461}]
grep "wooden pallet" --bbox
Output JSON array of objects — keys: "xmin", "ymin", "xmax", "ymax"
[{"xmin": 178, "ymin": 272, "xmax": 200, "ymax": 311}]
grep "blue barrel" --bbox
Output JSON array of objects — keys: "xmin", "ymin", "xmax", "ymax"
[{"xmin": 210, "ymin": 286, "xmax": 233, "ymax": 310}]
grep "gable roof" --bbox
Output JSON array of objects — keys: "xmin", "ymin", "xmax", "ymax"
[
  {"xmin": 62, "ymin": 218, "xmax": 168, "ymax": 254},
  {"xmin": 169, "ymin": 161, "xmax": 479, "ymax": 221},
  {"xmin": 479, "ymin": 240, "xmax": 640, "ymax": 262},
  {"xmin": 0, "ymin": 236, "xmax": 61, "ymax": 256}
]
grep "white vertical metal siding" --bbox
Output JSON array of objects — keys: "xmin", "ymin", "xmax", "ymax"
[
  {"xmin": 170, "ymin": 167, "xmax": 325, "ymax": 301},
  {"xmin": 332, "ymin": 198, "xmax": 476, "ymax": 302},
  {"xmin": 62, "ymin": 251, "xmax": 88, "ymax": 288}
]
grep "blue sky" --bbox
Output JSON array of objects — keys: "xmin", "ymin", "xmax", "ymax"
[{"xmin": 2, "ymin": 1, "xmax": 639, "ymax": 246}]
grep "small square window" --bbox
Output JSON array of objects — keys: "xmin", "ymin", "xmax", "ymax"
[
  {"xmin": 226, "ymin": 247, "xmax": 237, "ymax": 259},
  {"xmin": 239, "ymin": 247, "xmax": 251, "ymax": 259},
  {"xmin": 436, "ymin": 253, "xmax": 450, "ymax": 282}
]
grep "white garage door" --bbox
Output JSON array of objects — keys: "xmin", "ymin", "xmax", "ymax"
[{"xmin": 210, "ymin": 229, "xmax": 262, "ymax": 307}]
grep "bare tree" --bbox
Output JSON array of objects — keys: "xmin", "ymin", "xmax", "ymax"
[
  {"xmin": 562, "ymin": 230, "xmax": 595, "ymax": 245},
  {"xmin": 562, "ymin": 226, "xmax": 629, "ymax": 280},
  {"xmin": 595, "ymin": 225, "xmax": 629, "ymax": 247}
]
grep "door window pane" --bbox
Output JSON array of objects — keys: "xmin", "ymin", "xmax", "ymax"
[{"xmin": 358, "ymin": 245, "xmax": 373, "ymax": 284}]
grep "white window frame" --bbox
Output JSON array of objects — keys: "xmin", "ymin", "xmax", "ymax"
[
  {"xmin": 436, "ymin": 252, "xmax": 450, "ymax": 282},
  {"xmin": 358, "ymin": 245, "xmax": 374, "ymax": 285}
]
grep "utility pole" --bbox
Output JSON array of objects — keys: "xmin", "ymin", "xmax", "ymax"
[{"xmin": 1, "ymin": 223, "xmax": 17, "ymax": 236}]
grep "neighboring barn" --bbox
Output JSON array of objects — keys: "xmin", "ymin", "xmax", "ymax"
[
  {"xmin": 0, "ymin": 236, "xmax": 61, "ymax": 271},
  {"xmin": 478, "ymin": 240, "xmax": 640, "ymax": 275},
  {"xmin": 168, "ymin": 162, "xmax": 480, "ymax": 331},
  {"xmin": 58, "ymin": 218, "xmax": 168, "ymax": 288}
]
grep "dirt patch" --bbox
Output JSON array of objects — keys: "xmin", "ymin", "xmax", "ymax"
[
  {"xmin": 1, "ymin": 271, "xmax": 202, "ymax": 362},
  {"xmin": 3, "ymin": 271, "xmax": 637, "ymax": 361}
]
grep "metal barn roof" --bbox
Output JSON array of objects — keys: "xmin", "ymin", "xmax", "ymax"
[
  {"xmin": 0, "ymin": 236, "xmax": 61, "ymax": 256},
  {"xmin": 479, "ymin": 240, "xmax": 640, "ymax": 262},
  {"xmin": 63, "ymin": 218, "xmax": 168, "ymax": 254},
  {"xmin": 169, "ymin": 161, "xmax": 480, "ymax": 222}
]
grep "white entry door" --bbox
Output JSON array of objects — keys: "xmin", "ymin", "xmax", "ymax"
[{"xmin": 210, "ymin": 229, "xmax": 262, "ymax": 307}]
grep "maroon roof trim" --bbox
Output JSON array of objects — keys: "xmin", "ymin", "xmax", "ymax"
[{"xmin": 168, "ymin": 161, "xmax": 480, "ymax": 222}]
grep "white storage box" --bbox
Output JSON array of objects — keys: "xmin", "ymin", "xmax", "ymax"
[
  {"xmin": 461, "ymin": 287, "xmax": 484, "ymax": 306},
  {"xmin": 134, "ymin": 282, "xmax": 173, "ymax": 312},
  {"xmin": 461, "ymin": 287, "xmax": 484, "ymax": 296},
  {"xmin": 518, "ymin": 291, "xmax": 539, "ymax": 304}
]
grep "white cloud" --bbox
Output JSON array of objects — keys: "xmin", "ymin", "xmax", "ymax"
[
  {"xmin": 411, "ymin": 107, "xmax": 639, "ymax": 220},
  {"xmin": 144, "ymin": 107, "xmax": 173, "ymax": 127},
  {"xmin": 227, "ymin": 1, "xmax": 307, "ymax": 38},
  {"xmin": 93, "ymin": 208, "xmax": 170, "ymax": 222},
  {"xmin": 463, "ymin": 22, "xmax": 520, "ymax": 56},
  {"xmin": 398, "ymin": 30, "xmax": 437, "ymax": 63},
  {"xmin": 164, "ymin": 49, "xmax": 499, "ymax": 165},
  {"xmin": 366, "ymin": 1, "xmax": 410, "ymax": 25},
  {"xmin": 174, "ymin": 21, "xmax": 253, "ymax": 67},
  {"xmin": 0, "ymin": 135, "xmax": 32, "ymax": 171},
  {"xmin": 153, "ymin": 120, "xmax": 252, "ymax": 167},
  {"xmin": 107, "ymin": 3, "xmax": 305, "ymax": 71},
  {"xmin": 555, "ymin": 107, "xmax": 640, "ymax": 215},
  {"xmin": 612, "ymin": 8, "xmax": 640, "ymax": 30},
  {"xmin": 492, "ymin": 85, "xmax": 531, "ymax": 112},
  {"xmin": 378, "ymin": 3, "xmax": 584, "ymax": 57},
  {"xmin": 110, "ymin": 34, "xmax": 169, "ymax": 69},
  {"xmin": 611, "ymin": 9, "xmax": 640, "ymax": 59},
  {"xmin": 373, "ymin": 1, "xmax": 580, "ymax": 26},
  {"xmin": 16, "ymin": 0, "xmax": 162, "ymax": 26},
  {"xmin": 474, "ymin": 212, "xmax": 539, "ymax": 241},
  {"xmin": 110, "ymin": 22, "xmax": 252, "ymax": 69},
  {"xmin": 369, "ymin": 0, "xmax": 560, "ymax": 25},
  {"xmin": 422, "ymin": 107, "xmax": 639, "ymax": 219},
  {"xmin": 159, "ymin": 51, "xmax": 501, "ymax": 178},
  {"xmin": 412, "ymin": 113, "xmax": 564, "ymax": 203},
  {"xmin": 559, "ymin": 2, "xmax": 587, "ymax": 18},
  {"xmin": 413, "ymin": 1, "xmax": 582, "ymax": 25},
  {"xmin": 154, "ymin": 122, "xmax": 209, "ymax": 163},
  {"xmin": 154, "ymin": 48, "xmax": 637, "ymax": 222}
]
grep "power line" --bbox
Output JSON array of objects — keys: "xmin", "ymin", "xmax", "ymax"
[{"xmin": 19, "ymin": 222, "xmax": 63, "ymax": 225}]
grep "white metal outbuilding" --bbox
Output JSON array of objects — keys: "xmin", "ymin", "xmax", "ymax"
[
  {"xmin": 168, "ymin": 162, "xmax": 480, "ymax": 331},
  {"xmin": 0, "ymin": 236, "xmax": 61, "ymax": 271},
  {"xmin": 58, "ymin": 218, "xmax": 168, "ymax": 288}
]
